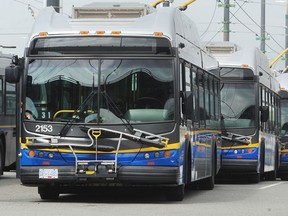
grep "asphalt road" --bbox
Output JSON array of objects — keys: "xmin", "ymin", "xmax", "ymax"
[{"xmin": 0, "ymin": 171, "xmax": 287, "ymax": 216}]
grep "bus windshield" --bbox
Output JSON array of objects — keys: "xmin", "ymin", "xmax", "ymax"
[
  {"xmin": 221, "ymin": 83, "xmax": 256, "ymax": 128},
  {"xmin": 26, "ymin": 59, "xmax": 174, "ymax": 124},
  {"xmin": 281, "ymin": 100, "xmax": 288, "ymax": 136}
]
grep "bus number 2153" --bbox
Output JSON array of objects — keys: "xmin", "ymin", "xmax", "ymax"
[{"xmin": 35, "ymin": 125, "xmax": 53, "ymax": 133}]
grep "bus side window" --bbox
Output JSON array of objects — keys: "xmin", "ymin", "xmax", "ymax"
[
  {"xmin": 5, "ymin": 82, "xmax": 16, "ymax": 115},
  {"xmin": 0, "ymin": 78, "xmax": 2, "ymax": 114}
]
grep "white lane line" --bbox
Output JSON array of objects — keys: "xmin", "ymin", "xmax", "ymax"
[{"xmin": 259, "ymin": 182, "xmax": 284, "ymax": 190}]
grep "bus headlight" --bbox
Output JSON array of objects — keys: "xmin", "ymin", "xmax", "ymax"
[
  {"xmin": 144, "ymin": 153, "xmax": 150, "ymax": 159},
  {"xmin": 48, "ymin": 152, "xmax": 54, "ymax": 159}
]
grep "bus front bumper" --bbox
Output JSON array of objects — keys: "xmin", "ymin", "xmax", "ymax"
[
  {"xmin": 20, "ymin": 165, "xmax": 180, "ymax": 186},
  {"xmin": 278, "ymin": 162, "xmax": 288, "ymax": 178},
  {"xmin": 220, "ymin": 158, "xmax": 258, "ymax": 174}
]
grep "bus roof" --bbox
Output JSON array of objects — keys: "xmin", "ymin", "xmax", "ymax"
[
  {"xmin": 27, "ymin": 6, "xmax": 218, "ymax": 73},
  {"xmin": 29, "ymin": 6, "xmax": 201, "ymax": 48},
  {"xmin": 206, "ymin": 43, "xmax": 279, "ymax": 92}
]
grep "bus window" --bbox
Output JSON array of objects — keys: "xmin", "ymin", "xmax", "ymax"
[
  {"xmin": 0, "ymin": 78, "xmax": 2, "ymax": 114},
  {"xmin": 5, "ymin": 82, "xmax": 16, "ymax": 115}
]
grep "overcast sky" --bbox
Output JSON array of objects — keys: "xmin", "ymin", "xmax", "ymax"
[{"xmin": 0, "ymin": 0, "xmax": 286, "ymax": 70}]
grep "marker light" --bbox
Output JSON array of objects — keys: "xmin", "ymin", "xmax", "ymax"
[
  {"xmin": 248, "ymin": 148, "xmax": 253, "ymax": 153},
  {"xmin": 154, "ymin": 32, "xmax": 163, "ymax": 37},
  {"xmin": 39, "ymin": 32, "xmax": 48, "ymax": 37},
  {"xmin": 96, "ymin": 31, "xmax": 105, "ymax": 35},
  {"xmin": 28, "ymin": 150, "xmax": 35, "ymax": 157},
  {"xmin": 80, "ymin": 31, "xmax": 89, "ymax": 35},
  {"xmin": 111, "ymin": 31, "xmax": 121, "ymax": 35},
  {"xmin": 241, "ymin": 64, "xmax": 249, "ymax": 68}
]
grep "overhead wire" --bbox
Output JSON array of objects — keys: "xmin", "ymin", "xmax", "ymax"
[
  {"xmin": 13, "ymin": 0, "xmax": 41, "ymax": 10},
  {"xmin": 204, "ymin": 0, "xmax": 245, "ymax": 45},
  {"xmin": 234, "ymin": 1, "xmax": 285, "ymax": 51},
  {"xmin": 204, "ymin": 0, "xmax": 284, "ymax": 55},
  {"xmin": 200, "ymin": 0, "xmax": 218, "ymax": 38}
]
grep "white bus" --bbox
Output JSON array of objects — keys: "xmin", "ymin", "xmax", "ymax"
[
  {"xmin": 6, "ymin": 3, "xmax": 221, "ymax": 200},
  {"xmin": 0, "ymin": 52, "xmax": 16, "ymax": 176},
  {"xmin": 207, "ymin": 43, "xmax": 281, "ymax": 182}
]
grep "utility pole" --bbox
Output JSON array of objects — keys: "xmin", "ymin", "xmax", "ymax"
[
  {"xmin": 223, "ymin": 0, "xmax": 230, "ymax": 41},
  {"xmin": 260, "ymin": 0, "xmax": 266, "ymax": 53}
]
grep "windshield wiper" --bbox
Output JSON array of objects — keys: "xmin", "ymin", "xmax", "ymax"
[
  {"xmin": 222, "ymin": 132, "xmax": 251, "ymax": 145},
  {"xmin": 59, "ymin": 90, "xmax": 98, "ymax": 137},
  {"xmin": 101, "ymin": 90, "xmax": 134, "ymax": 134}
]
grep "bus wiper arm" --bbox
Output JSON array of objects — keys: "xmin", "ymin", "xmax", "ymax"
[
  {"xmin": 59, "ymin": 90, "xmax": 98, "ymax": 137},
  {"xmin": 101, "ymin": 90, "xmax": 134, "ymax": 134},
  {"xmin": 222, "ymin": 132, "xmax": 251, "ymax": 145}
]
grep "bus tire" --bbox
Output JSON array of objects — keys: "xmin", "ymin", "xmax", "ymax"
[
  {"xmin": 0, "ymin": 139, "xmax": 4, "ymax": 176},
  {"xmin": 166, "ymin": 184, "xmax": 185, "ymax": 201},
  {"xmin": 280, "ymin": 176, "xmax": 288, "ymax": 181},
  {"xmin": 38, "ymin": 186, "xmax": 60, "ymax": 200},
  {"xmin": 250, "ymin": 173, "xmax": 260, "ymax": 183}
]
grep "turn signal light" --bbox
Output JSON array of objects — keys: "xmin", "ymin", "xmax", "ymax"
[
  {"xmin": 28, "ymin": 150, "xmax": 35, "ymax": 157},
  {"xmin": 164, "ymin": 150, "xmax": 171, "ymax": 158}
]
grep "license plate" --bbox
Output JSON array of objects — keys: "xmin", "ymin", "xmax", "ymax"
[{"xmin": 39, "ymin": 169, "xmax": 58, "ymax": 179}]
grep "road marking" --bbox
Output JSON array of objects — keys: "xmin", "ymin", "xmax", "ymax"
[{"xmin": 259, "ymin": 182, "xmax": 284, "ymax": 190}]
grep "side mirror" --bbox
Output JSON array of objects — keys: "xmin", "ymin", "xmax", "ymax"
[
  {"xmin": 5, "ymin": 65, "xmax": 21, "ymax": 83},
  {"xmin": 182, "ymin": 91, "xmax": 193, "ymax": 116},
  {"xmin": 5, "ymin": 56, "xmax": 23, "ymax": 83},
  {"xmin": 261, "ymin": 106, "xmax": 269, "ymax": 122}
]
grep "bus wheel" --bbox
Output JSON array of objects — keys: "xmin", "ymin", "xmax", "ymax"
[
  {"xmin": 280, "ymin": 176, "xmax": 288, "ymax": 181},
  {"xmin": 265, "ymin": 170, "xmax": 277, "ymax": 181},
  {"xmin": 0, "ymin": 139, "xmax": 4, "ymax": 176},
  {"xmin": 38, "ymin": 186, "xmax": 60, "ymax": 200},
  {"xmin": 166, "ymin": 185, "xmax": 185, "ymax": 201},
  {"xmin": 249, "ymin": 173, "xmax": 260, "ymax": 183}
]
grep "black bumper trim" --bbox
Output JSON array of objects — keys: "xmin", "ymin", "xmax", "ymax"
[
  {"xmin": 220, "ymin": 158, "xmax": 258, "ymax": 174},
  {"xmin": 278, "ymin": 162, "xmax": 288, "ymax": 177},
  {"xmin": 20, "ymin": 165, "xmax": 180, "ymax": 186}
]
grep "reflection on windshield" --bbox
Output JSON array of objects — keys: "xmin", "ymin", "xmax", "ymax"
[
  {"xmin": 26, "ymin": 59, "xmax": 174, "ymax": 124},
  {"xmin": 281, "ymin": 100, "xmax": 288, "ymax": 136},
  {"xmin": 221, "ymin": 83, "xmax": 256, "ymax": 127}
]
